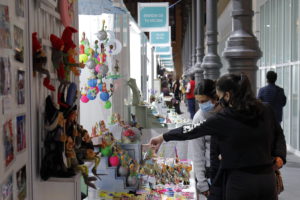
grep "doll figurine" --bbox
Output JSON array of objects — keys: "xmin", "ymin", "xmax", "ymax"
[{"xmin": 32, "ymin": 32, "xmax": 55, "ymax": 91}]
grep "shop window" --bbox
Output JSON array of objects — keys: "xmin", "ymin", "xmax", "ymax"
[
  {"xmin": 283, "ymin": 66, "xmax": 291, "ymax": 144},
  {"xmin": 291, "ymin": 65, "xmax": 299, "ymax": 149}
]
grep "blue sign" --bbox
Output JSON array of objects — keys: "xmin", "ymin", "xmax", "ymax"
[
  {"xmin": 155, "ymin": 46, "xmax": 171, "ymax": 55},
  {"xmin": 138, "ymin": 3, "xmax": 169, "ymax": 32},
  {"xmin": 159, "ymin": 55, "xmax": 172, "ymax": 58},
  {"xmin": 150, "ymin": 27, "xmax": 170, "ymax": 46}
]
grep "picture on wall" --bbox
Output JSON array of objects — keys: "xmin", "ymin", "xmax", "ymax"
[
  {"xmin": 16, "ymin": 115, "xmax": 26, "ymax": 152},
  {"xmin": 0, "ymin": 174, "xmax": 13, "ymax": 200},
  {"xmin": 16, "ymin": 166, "xmax": 27, "ymax": 200},
  {"xmin": 15, "ymin": 0, "xmax": 25, "ymax": 17},
  {"xmin": 14, "ymin": 25, "xmax": 24, "ymax": 63},
  {"xmin": 3, "ymin": 119, "xmax": 14, "ymax": 167},
  {"xmin": 17, "ymin": 70, "xmax": 25, "ymax": 105},
  {"xmin": 0, "ymin": 4, "xmax": 12, "ymax": 49},
  {"xmin": 0, "ymin": 57, "xmax": 12, "ymax": 96}
]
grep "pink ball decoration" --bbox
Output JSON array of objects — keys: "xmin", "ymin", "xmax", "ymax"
[
  {"xmin": 109, "ymin": 155, "xmax": 119, "ymax": 167},
  {"xmin": 80, "ymin": 95, "xmax": 89, "ymax": 103},
  {"xmin": 95, "ymin": 64, "xmax": 101, "ymax": 73}
]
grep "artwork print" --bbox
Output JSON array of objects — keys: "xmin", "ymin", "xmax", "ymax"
[
  {"xmin": 15, "ymin": 0, "xmax": 25, "ymax": 17},
  {"xmin": 0, "ymin": 174, "xmax": 13, "ymax": 200},
  {"xmin": 16, "ymin": 115, "xmax": 26, "ymax": 152},
  {"xmin": 0, "ymin": 57, "xmax": 12, "ymax": 96},
  {"xmin": 3, "ymin": 119, "xmax": 14, "ymax": 167},
  {"xmin": 0, "ymin": 4, "xmax": 12, "ymax": 48},
  {"xmin": 16, "ymin": 166, "xmax": 27, "ymax": 200},
  {"xmin": 14, "ymin": 25, "xmax": 24, "ymax": 62},
  {"xmin": 17, "ymin": 70, "xmax": 25, "ymax": 105}
]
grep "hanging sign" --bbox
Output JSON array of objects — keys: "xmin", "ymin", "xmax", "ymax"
[
  {"xmin": 159, "ymin": 54, "xmax": 172, "ymax": 58},
  {"xmin": 150, "ymin": 27, "xmax": 171, "ymax": 46},
  {"xmin": 138, "ymin": 3, "xmax": 169, "ymax": 32},
  {"xmin": 155, "ymin": 46, "xmax": 172, "ymax": 55}
]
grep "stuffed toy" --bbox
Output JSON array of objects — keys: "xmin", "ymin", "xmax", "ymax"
[
  {"xmin": 61, "ymin": 26, "xmax": 85, "ymax": 77},
  {"xmin": 40, "ymin": 96, "xmax": 75, "ymax": 180},
  {"xmin": 32, "ymin": 32, "xmax": 55, "ymax": 91},
  {"xmin": 50, "ymin": 34, "xmax": 67, "ymax": 83}
]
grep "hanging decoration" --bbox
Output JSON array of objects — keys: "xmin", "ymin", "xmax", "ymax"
[
  {"xmin": 59, "ymin": 0, "xmax": 76, "ymax": 27},
  {"xmin": 79, "ymin": 20, "xmax": 123, "ymax": 109}
]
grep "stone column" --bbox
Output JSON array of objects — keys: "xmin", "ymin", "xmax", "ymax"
[
  {"xmin": 191, "ymin": 0, "xmax": 196, "ymax": 67},
  {"xmin": 223, "ymin": 0, "xmax": 261, "ymax": 93},
  {"xmin": 194, "ymin": 0, "xmax": 205, "ymax": 84},
  {"xmin": 201, "ymin": 0, "xmax": 222, "ymax": 80},
  {"xmin": 187, "ymin": 8, "xmax": 193, "ymax": 73}
]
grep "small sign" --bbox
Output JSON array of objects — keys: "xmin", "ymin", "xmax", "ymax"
[
  {"xmin": 138, "ymin": 3, "xmax": 169, "ymax": 32},
  {"xmin": 150, "ymin": 27, "xmax": 171, "ymax": 46},
  {"xmin": 155, "ymin": 46, "xmax": 172, "ymax": 55}
]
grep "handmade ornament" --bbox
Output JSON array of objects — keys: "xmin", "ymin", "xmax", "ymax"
[
  {"xmin": 104, "ymin": 100, "xmax": 112, "ymax": 109},
  {"xmin": 105, "ymin": 39, "xmax": 122, "ymax": 55},
  {"xmin": 81, "ymin": 94, "xmax": 89, "ymax": 103},
  {"xmin": 109, "ymin": 155, "xmax": 119, "ymax": 167},
  {"xmin": 100, "ymin": 64, "xmax": 109, "ymax": 76},
  {"xmin": 32, "ymin": 32, "xmax": 55, "ymax": 91},
  {"xmin": 100, "ymin": 91, "xmax": 109, "ymax": 101},
  {"xmin": 96, "ymin": 20, "xmax": 108, "ymax": 41},
  {"xmin": 87, "ymin": 88, "xmax": 97, "ymax": 100},
  {"xmin": 86, "ymin": 56, "xmax": 97, "ymax": 70},
  {"xmin": 87, "ymin": 78, "xmax": 97, "ymax": 87},
  {"xmin": 101, "ymin": 146, "xmax": 112, "ymax": 157}
]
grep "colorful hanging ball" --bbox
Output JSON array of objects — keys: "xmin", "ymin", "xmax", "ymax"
[
  {"xmin": 101, "ymin": 146, "xmax": 112, "ymax": 157},
  {"xmin": 95, "ymin": 64, "xmax": 101, "ymax": 73},
  {"xmin": 87, "ymin": 89, "xmax": 97, "ymax": 100},
  {"xmin": 104, "ymin": 100, "xmax": 112, "ymax": 109},
  {"xmin": 91, "ymin": 86, "xmax": 99, "ymax": 94},
  {"xmin": 80, "ymin": 95, "xmax": 89, "ymax": 103},
  {"xmin": 100, "ymin": 92, "xmax": 109, "ymax": 101},
  {"xmin": 109, "ymin": 155, "xmax": 119, "ymax": 166},
  {"xmin": 79, "ymin": 54, "xmax": 88, "ymax": 63},
  {"xmin": 98, "ymin": 83, "xmax": 103, "ymax": 91},
  {"xmin": 87, "ymin": 78, "xmax": 97, "ymax": 87}
]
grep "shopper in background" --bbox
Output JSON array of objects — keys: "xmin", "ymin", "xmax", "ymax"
[
  {"xmin": 185, "ymin": 75, "xmax": 196, "ymax": 119},
  {"xmin": 149, "ymin": 74, "xmax": 286, "ymax": 200},
  {"xmin": 191, "ymin": 79, "xmax": 218, "ymax": 198},
  {"xmin": 173, "ymin": 79, "xmax": 182, "ymax": 114},
  {"xmin": 258, "ymin": 71, "xmax": 286, "ymax": 123}
]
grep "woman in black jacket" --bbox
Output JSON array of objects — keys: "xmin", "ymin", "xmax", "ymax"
[{"xmin": 149, "ymin": 74, "xmax": 286, "ymax": 200}]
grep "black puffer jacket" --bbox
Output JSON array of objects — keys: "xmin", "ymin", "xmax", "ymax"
[{"xmin": 164, "ymin": 104, "xmax": 287, "ymax": 169}]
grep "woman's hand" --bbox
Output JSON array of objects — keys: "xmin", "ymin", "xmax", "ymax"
[
  {"xmin": 148, "ymin": 134, "xmax": 164, "ymax": 152},
  {"xmin": 275, "ymin": 156, "xmax": 284, "ymax": 169}
]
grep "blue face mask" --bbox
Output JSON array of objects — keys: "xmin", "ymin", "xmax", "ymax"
[{"xmin": 199, "ymin": 100, "xmax": 214, "ymax": 112}]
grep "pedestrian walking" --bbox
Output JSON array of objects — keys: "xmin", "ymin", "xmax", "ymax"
[
  {"xmin": 258, "ymin": 71, "xmax": 286, "ymax": 123},
  {"xmin": 149, "ymin": 74, "xmax": 287, "ymax": 200},
  {"xmin": 186, "ymin": 75, "xmax": 196, "ymax": 119}
]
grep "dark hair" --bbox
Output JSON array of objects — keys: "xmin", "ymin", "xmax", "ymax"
[
  {"xmin": 216, "ymin": 74, "xmax": 263, "ymax": 116},
  {"xmin": 266, "ymin": 71, "xmax": 277, "ymax": 84},
  {"xmin": 195, "ymin": 79, "xmax": 216, "ymax": 99},
  {"xmin": 190, "ymin": 75, "xmax": 195, "ymax": 80}
]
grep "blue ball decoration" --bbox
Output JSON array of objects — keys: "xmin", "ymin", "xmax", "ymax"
[
  {"xmin": 98, "ymin": 83, "xmax": 103, "ymax": 91},
  {"xmin": 100, "ymin": 92, "xmax": 109, "ymax": 101},
  {"xmin": 87, "ymin": 79, "xmax": 97, "ymax": 87},
  {"xmin": 87, "ymin": 89, "xmax": 97, "ymax": 100}
]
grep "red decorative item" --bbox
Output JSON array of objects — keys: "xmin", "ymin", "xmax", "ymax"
[
  {"xmin": 123, "ymin": 129, "xmax": 135, "ymax": 137},
  {"xmin": 109, "ymin": 155, "xmax": 119, "ymax": 167},
  {"xmin": 32, "ymin": 32, "xmax": 42, "ymax": 52},
  {"xmin": 61, "ymin": 26, "xmax": 78, "ymax": 53}
]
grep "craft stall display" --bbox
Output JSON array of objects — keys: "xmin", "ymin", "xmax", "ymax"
[{"xmin": 79, "ymin": 20, "xmax": 122, "ymax": 109}]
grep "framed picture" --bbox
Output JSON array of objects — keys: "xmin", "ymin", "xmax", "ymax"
[
  {"xmin": 15, "ymin": 0, "xmax": 25, "ymax": 17},
  {"xmin": 14, "ymin": 25, "xmax": 24, "ymax": 63},
  {"xmin": 16, "ymin": 115, "xmax": 26, "ymax": 152},
  {"xmin": 0, "ymin": 4, "xmax": 12, "ymax": 49},
  {"xmin": 16, "ymin": 166, "xmax": 27, "ymax": 200},
  {"xmin": 0, "ymin": 57, "xmax": 12, "ymax": 96},
  {"xmin": 0, "ymin": 174, "xmax": 13, "ymax": 200},
  {"xmin": 17, "ymin": 70, "xmax": 25, "ymax": 105},
  {"xmin": 3, "ymin": 119, "xmax": 14, "ymax": 167}
]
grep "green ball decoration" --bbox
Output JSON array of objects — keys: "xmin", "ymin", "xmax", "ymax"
[
  {"xmin": 85, "ymin": 47, "xmax": 91, "ymax": 56},
  {"xmin": 79, "ymin": 54, "xmax": 88, "ymax": 63},
  {"xmin": 101, "ymin": 146, "xmax": 112, "ymax": 157},
  {"xmin": 104, "ymin": 101, "xmax": 112, "ymax": 109}
]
